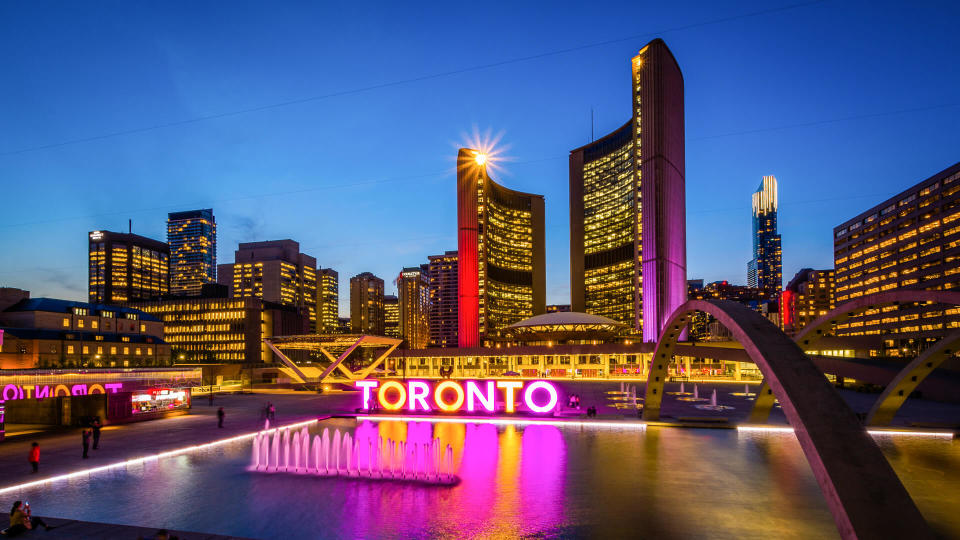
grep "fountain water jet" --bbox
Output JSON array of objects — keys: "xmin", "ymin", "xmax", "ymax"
[{"xmin": 251, "ymin": 422, "xmax": 457, "ymax": 485}]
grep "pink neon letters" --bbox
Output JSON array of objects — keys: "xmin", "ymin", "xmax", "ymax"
[
  {"xmin": 0, "ymin": 383, "xmax": 125, "ymax": 402},
  {"xmin": 354, "ymin": 379, "xmax": 558, "ymax": 414}
]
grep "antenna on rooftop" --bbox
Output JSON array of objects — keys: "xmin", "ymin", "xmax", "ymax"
[{"xmin": 128, "ymin": 219, "xmax": 132, "ymax": 234}]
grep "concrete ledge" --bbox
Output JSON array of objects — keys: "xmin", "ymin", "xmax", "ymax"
[{"xmin": 20, "ymin": 516, "xmax": 252, "ymax": 539}]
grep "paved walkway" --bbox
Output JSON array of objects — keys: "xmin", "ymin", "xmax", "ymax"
[{"xmin": 0, "ymin": 392, "xmax": 351, "ymax": 490}]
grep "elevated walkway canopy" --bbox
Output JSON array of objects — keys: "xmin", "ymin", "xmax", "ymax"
[{"xmin": 264, "ymin": 334, "xmax": 401, "ymax": 385}]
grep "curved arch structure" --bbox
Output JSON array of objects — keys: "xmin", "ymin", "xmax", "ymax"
[
  {"xmin": 866, "ymin": 328, "xmax": 960, "ymax": 426},
  {"xmin": 794, "ymin": 290, "xmax": 960, "ymax": 349},
  {"xmin": 747, "ymin": 290, "xmax": 960, "ymax": 424},
  {"xmin": 643, "ymin": 299, "xmax": 931, "ymax": 539}
]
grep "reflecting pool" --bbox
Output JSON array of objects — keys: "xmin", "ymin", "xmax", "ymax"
[{"xmin": 10, "ymin": 418, "xmax": 960, "ymax": 539}]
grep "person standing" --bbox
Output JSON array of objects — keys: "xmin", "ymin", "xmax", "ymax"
[
  {"xmin": 82, "ymin": 429, "xmax": 91, "ymax": 459},
  {"xmin": 91, "ymin": 417, "xmax": 102, "ymax": 450},
  {"xmin": 217, "ymin": 407, "xmax": 225, "ymax": 428},
  {"xmin": 28, "ymin": 442, "xmax": 40, "ymax": 473}
]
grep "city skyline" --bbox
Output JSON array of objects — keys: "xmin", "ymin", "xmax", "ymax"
[{"xmin": 2, "ymin": 1, "xmax": 959, "ymax": 316}]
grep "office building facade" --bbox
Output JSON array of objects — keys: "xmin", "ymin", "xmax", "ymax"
[
  {"xmin": 218, "ymin": 239, "xmax": 317, "ymax": 332},
  {"xmin": 398, "ymin": 266, "xmax": 430, "ymax": 349},
  {"xmin": 427, "ymin": 251, "xmax": 458, "ymax": 348},
  {"xmin": 126, "ymin": 296, "xmax": 303, "ymax": 363},
  {"xmin": 317, "ymin": 268, "xmax": 339, "ymax": 334},
  {"xmin": 833, "ymin": 162, "xmax": 960, "ymax": 356},
  {"xmin": 747, "ymin": 176, "xmax": 783, "ymax": 298},
  {"xmin": 350, "ymin": 272, "xmax": 385, "ymax": 335},
  {"xmin": 780, "ymin": 268, "xmax": 835, "ymax": 336},
  {"xmin": 167, "ymin": 209, "xmax": 217, "ymax": 296},
  {"xmin": 384, "ymin": 294, "xmax": 399, "ymax": 338},
  {"xmin": 88, "ymin": 230, "xmax": 169, "ymax": 304},
  {"xmin": 0, "ymin": 296, "xmax": 169, "ymax": 369},
  {"xmin": 687, "ymin": 280, "xmax": 774, "ymax": 341},
  {"xmin": 569, "ymin": 38, "xmax": 687, "ymax": 343},
  {"xmin": 457, "ymin": 148, "xmax": 545, "ymax": 347}
]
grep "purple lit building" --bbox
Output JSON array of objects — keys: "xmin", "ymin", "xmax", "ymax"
[{"xmin": 569, "ymin": 38, "xmax": 687, "ymax": 343}]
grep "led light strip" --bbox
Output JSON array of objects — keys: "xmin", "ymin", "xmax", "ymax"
[
  {"xmin": 0, "ymin": 419, "xmax": 318, "ymax": 496},
  {"xmin": 737, "ymin": 425, "xmax": 955, "ymax": 438},
  {"xmin": 357, "ymin": 414, "xmax": 646, "ymax": 430}
]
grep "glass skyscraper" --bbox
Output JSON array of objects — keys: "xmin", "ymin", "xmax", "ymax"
[
  {"xmin": 458, "ymin": 148, "xmax": 545, "ymax": 347},
  {"xmin": 747, "ymin": 176, "xmax": 782, "ymax": 298},
  {"xmin": 569, "ymin": 38, "xmax": 687, "ymax": 343},
  {"xmin": 167, "ymin": 209, "xmax": 217, "ymax": 297}
]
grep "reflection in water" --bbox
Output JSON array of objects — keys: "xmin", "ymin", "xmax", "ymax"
[{"xmin": 7, "ymin": 418, "xmax": 959, "ymax": 539}]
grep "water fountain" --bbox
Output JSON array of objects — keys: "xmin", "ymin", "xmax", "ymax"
[
  {"xmin": 731, "ymin": 383, "xmax": 757, "ymax": 398},
  {"xmin": 250, "ymin": 421, "xmax": 458, "ymax": 485},
  {"xmin": 677, "ymin": 382, "xmax": 707, "ymax": 402},
  {"xmin": 667, "ymin": 381, "xmax": 692, "ymax": 397},
  {"xmin": 695, "ymin": 388, "xmax": 735, "ymax": 411}
]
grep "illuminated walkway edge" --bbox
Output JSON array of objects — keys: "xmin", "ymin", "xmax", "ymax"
[
  {"xmin": 0, "ymin": 418, "xmax": 319, "ymax": 497},
  {"xmin": 357, "ymin": 414, "xmax": 646, "ymax": 430},
  {"xmin": 737, "ymin": 425, "xmax": 955, "ymax": 439}
]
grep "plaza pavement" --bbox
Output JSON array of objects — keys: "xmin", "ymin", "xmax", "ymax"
[{"xmin": 0, "ymin": 392, "xmax": 353, "ymax": 489}]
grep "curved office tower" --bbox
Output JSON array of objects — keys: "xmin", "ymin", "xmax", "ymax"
[
  {"xmin": 458, "ymin": 148, "xmax": 545, "ymax": 348},
  {"xmin": 569, "ymin": 38, "xmax": 686, "ymax": 343}
]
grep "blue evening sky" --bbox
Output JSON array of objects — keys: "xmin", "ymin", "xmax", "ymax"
[{"xmin": 1, "ymin": 1, "xmax": 958, "ymax": 315}]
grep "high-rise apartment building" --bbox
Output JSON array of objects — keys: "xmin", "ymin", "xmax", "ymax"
[
  {"xmin": 427, "ymin": 251, "xmax": 458, "ymax": 348},
  {"xmin": 569, "ymin": 38, "xmax": 687, "ymax": 343},
  {"xmin": 457, "ymin": 149, "xmax": 545, "ymax": 347},
  {"xmin": 398, "ymin": 266, "xmax": 430, "ymax": 349},
  {"xmin": 88, "ymin": 230, "xmax": 169, "ymax": 303},
  {"xmin": 747, "ymin": 176, "xmax": 783, "ymax": 298},
  {"xmin": 780, "ymin": 269, "xmax": 835, "ymax": 336},
  {"xmin": 317, "ymin": 268, "xmax": 339, "ymax": 334},
  {"xmin": 350, "ymin": 272, "xmax": 384, "ymax": 335},
  {"xmin": 384, "ymin": 294, "xmax": 399, "ymax": 338},
  {"xmin": 833, "ymin": 162, "xmax": 960, "ymax": 356},
  {"xmin": 218, "ymin": 240, "xmax": 317, "ymax": 332},
  {"xmin": 167, "ymin": 209, "xmax": 217, "ymax": 297}
]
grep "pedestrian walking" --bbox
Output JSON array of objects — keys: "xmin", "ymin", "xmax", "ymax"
[
  {"xmin": 217, "ymin": 407, "xmax": 225, "ymax": 428},
  {"xmin": 91, "ymin": 417, "xmax": 102, "ymax": 450},
  {"xmin": 28, "ymin": 442, "xmax": 40, "ymax": 473},
  {"xmin": 82, "ymin": 429, "xmax": 91, "ymax": 459}
]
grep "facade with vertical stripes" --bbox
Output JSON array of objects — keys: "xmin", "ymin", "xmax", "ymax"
[{"xmin": 569, "ymin": 38, "xmax": 687, "ymax": 343}]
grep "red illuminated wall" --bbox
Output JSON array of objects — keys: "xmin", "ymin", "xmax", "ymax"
[{"xmin": 457, "ymin": 149, "xmax": 480, "ymax": 348}]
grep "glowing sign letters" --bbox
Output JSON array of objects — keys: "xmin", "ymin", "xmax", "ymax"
[
  {"xmin": 1, "ymin": 383, "xmax": 123, "ymax": 402},
  {"xmin": 356, "ymin": 379, "xmax": 558, "ymax": 415}
]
